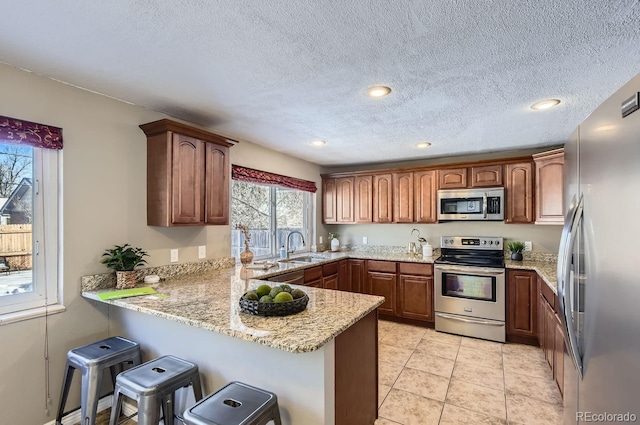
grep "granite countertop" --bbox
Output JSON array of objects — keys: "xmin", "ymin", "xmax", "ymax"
[{"xmin": 82, "ymin": 265, "xmax": 384, "ymax": 354}]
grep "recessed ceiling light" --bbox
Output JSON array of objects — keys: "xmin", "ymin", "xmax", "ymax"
[
  {"xmin": 531, "ymin": 99, "xmax": 561, "ymax": 110},
  {"xmin": 367, "ymin": 86, "xmax": 391, "ymax": 98},
  {"xmin": 416, "ymin": 142, "xmax": 432, "ymax": 149},
  {"xmin": 310, "ymin": 139, "xmax": 326, "ymax": 146}
]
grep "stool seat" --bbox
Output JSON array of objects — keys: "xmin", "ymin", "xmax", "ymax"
[
  {"xmin": 55, "ymin": 336, "xmax": 142, "ymax": 425},
  {"xmin": 110, "ymin": 355, "xmax": 203, "ymax": 425},
  {"xmin": 183, "ymin": 381, "xmax": 282, "ymax": 425}
]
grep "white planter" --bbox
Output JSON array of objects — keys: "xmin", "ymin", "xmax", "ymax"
[{"xmin": 330, "ymin": 238, "xmax": 340, "ymax": 252}]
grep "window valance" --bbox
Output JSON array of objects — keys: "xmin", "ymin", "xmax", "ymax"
[
  {"xmin": 0, "ymin": 115, "xmax": 63, "ymax": 150},
  {"xmin": 232, "ymin": 165, "xmax": 317, "ymax": 193}
]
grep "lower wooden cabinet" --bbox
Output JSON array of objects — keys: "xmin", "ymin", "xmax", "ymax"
[
  {"xmin": 349, "ymin": 259, "xmax": 366, "ymax": 293},
  {"xmin": 338, "ymin": 260, "xmax": 350, "ymax": 291},
  {"xmin": 554, "ymin": 314, "xmax": 565, "ymax": 395},
  {"xmin": 367, "ymin": 271, "xmax": 397, "ymax": 316},
  {"xmin": 506, "ymin": 270, "xmax": 538, "ymax": 342},
  {"xmin": 398, "ymin": 274, "xmax": 433, "ymax": 321},
  {"xmin": 538, "ymin": 277, "xmax": 565, "ymax": 397}
]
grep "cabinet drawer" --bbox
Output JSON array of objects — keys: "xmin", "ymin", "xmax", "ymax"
[
  {"xmin": 367, "ymin": 260, "xmax": 396, "ymax": 273},
  {"xmin": 398, "ymin": 262, "xmax": 432, "ymax": 276},
  {"xmin": 304, "ymin": 266, "xmax": 323, "ymax": 282},
  {"xmin": 540, "ymin": 277, "xmax": 556, "ymax": 309},
  {"xmin": 267, "ymin": 271, "xmax": 304, "ymax": 286},
  {"xmin": 322, "ymin": 261, "xmax": 339, "ymax": 276}
]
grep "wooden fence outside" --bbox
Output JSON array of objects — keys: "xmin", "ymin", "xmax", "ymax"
[{"xmin": 0, "ymin": 224, "xmax": 32, "ymax": 270}]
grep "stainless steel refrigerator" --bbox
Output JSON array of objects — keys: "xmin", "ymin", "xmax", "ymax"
[{"xmin": 559, "ymin": 73, "xmax": 640, "ymax": 424}]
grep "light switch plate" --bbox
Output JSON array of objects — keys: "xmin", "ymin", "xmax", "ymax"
[
  {"xmin": 524, "ymin": 241, "xmax": 532, "ymax": 252},
  {"xmin": 198, "ymin": 245, "xmax": 206, "ymax": 259},
  {"xmin": 170, "ymin": 249, "xmax": 179, "ymax": 262}
]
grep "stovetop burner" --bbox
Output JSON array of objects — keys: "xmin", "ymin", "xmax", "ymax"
[{"xmin": 435, "ymin": 236, "xmax": 505, "ymax": 268}]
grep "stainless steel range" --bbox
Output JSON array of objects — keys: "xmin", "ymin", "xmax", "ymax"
[{"xmin": 434, "ymin": 236, "xmax": 506, "ymax": 343}]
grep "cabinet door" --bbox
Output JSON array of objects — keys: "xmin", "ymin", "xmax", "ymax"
[
  {"xmin": 338, "ymin": 260, "xmax": 350, "ymax": 291},
  {"xmin": 367, "ymin": 271, "xmax": 396, "ymax": 315},
  {"xmin": 323, "ymin": 274, "xmax": 339, "ymax": 290},
  {"xmin": 204, "ymin": 143, "xmax": 229, "ymax": 224},
  {"xmin": 506, "ymin": 270, "xmax": 538, "ymax": 338},
  {"xmin": 505, "ymin": 162, "xmax": 534, "ymax": 223},
  {"xmin": 306, "ymin": 279, "xmax": 323, "ymax": 288},
  {"xmin": 355, "ymin": 175, "xmax": 373, "ymax": 223},
  {"xmin": 439, "ymin": 168, "xmax": 468, "ymax": 189},
  {"xmin": 471, "ymin": 164, "xmax": 503, "ymax": 187},
  {"xmin": 171, "ymin": 134, "xmax": 204, "ymax": 224},
  {"xmin": 323, "ymin": 178, "xmax": 337, "ymax": 223},
  {"xmin": 554, "ymin": 313, "xmax": 565, "ymax": 395},
  {"xmin": 373, "ymin": 174, "xmax": 393, "ymax": 223},
  {"xmin": 414, "ymin": 170, "xmax": 437, "ymax": 223},
  {"xmin": 544, "ymin": 299, "xmax": 555, "ymax": 368},
  {"xmin": 349, "ymin": 259, "xmax": 366, "ymax": 293},
  {"xmin": 336, "ymin": 177, "xmax": 355, "ymax": 223},
  {"xmin": 393, "ymin": 172, "xmax": 414, "ymax": 223},
  {"xmin": 398, "ymin": 274, "xmax": 433, "ymax": 321},
  {"xmin": 534, "ymin": 149, "xmax": 564, "ymax": 225}
]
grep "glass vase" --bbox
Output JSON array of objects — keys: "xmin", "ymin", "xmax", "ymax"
[{"xmin": 240, "ymin": 243, "xmax": 254, "ymax": 265}]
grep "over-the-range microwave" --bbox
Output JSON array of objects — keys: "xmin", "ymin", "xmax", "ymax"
[{"xmin": 437, "ymin": 187, "xmax": 505, "ymax": 221}]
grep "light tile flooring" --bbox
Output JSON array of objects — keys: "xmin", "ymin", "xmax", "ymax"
[{"xmin": 376, "ymin": 319, "xmax": 563, "ymax": 425}]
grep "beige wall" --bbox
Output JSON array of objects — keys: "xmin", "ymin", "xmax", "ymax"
[{"xmin": 0, "ymin": 63, "xmax": 321, "ymax": 424}]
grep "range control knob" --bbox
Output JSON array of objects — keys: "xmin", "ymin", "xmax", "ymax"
[
  {"xmin": 489, "ymin": 240, "xmax": 494, "ymax": 245},
  {"xmin": 495, "ymin": 240, "xmax": 500, "ymax": 245},
  {"xmin": 450, "ymin": 239, "xmax": 454, "ymax": 244},
  {"xmin": 482, "ymin": 240, "xmax": 487, "ymax": 245}
]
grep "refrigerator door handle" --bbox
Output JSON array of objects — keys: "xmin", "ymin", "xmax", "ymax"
[{"xmin": 557, "ymin": 194, "xmax": 584, "ymax": 378}]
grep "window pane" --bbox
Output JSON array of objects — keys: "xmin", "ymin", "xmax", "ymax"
[
  {"xmin": 276, "ymin": 188, "xmax": 305, "ymax": 252},
  {"xmin": 231, "ymin": 181, "xmax": 272, "ymax": 259},
  {"xmin": 0, "ymin": 144, "xmax": 34, "ymax": 297}
]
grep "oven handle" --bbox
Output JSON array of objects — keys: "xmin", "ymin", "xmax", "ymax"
[
  {"xmin": 436, "ymin": 312, "xmax": 505, "ymax": 326},
  {"xmin": 435, "ymin": 265, "xmax": 505, "ymax": 276},
  {"xmin": 483, "ymin": 192, "xmax": 488, "ymax": 219}
]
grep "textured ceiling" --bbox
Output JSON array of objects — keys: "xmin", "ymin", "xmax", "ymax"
[{"xmin": 2, "ymin": 1, "xmax": 640, "ymax": 166}]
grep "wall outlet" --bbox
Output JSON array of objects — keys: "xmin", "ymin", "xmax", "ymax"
[
  {"xmin": 170, "ymin": 249, "xmax": 179, "ymax": 262},
  {"xmin": 198, "ymin": 245, "xmax": 206, "ymax": 259},
  {"xmin": 524, "ymin": 241, "xmax": 532, "ymax": 252},
  {"xmin": 362, "ymin": 236, "xmax": 368, "ymax": 245}
]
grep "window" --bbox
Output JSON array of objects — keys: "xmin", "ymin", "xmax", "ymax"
[
  {"xmin": 231, "ymin": 180, "xmax": 312, "ymax": 259},
  {"xmin": 0, "ymin": 143, "xmax": 60, "ymax": 316}
]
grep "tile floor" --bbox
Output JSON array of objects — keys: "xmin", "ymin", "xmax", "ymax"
[
  {"xmin": 81, "ymin": 319, "xmax": 563, "ymax": 425},
  {"xmin": 376, "ymin": 319, "xmax": 563, "ymax": 425}
]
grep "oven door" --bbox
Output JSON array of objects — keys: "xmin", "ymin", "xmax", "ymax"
[{"xmin": 434, "ymin": 264, "xmax": 505, "ymax": 321}]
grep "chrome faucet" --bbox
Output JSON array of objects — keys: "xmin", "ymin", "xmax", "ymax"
[{"xmin": 285, "ymin": 231, "xmax": 306, "ymax": 258}]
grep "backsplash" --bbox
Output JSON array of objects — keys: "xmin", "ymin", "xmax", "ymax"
[
  {"xmin": 349, "ymin": 244, "xmax": 556, "ymax": 262},
  {"xmin": 81, "ymin": 257, "xmax": 236, "ymax": 292}
]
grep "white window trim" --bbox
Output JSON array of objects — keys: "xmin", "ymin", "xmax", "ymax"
[{"xmin": 0, "ymin": 147, "xmax": 62, "ymax": 320}]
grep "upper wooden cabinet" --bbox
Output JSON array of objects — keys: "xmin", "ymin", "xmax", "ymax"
[
  {"xmin": 439, "ymin": 167, "xmax": 467, "ymax": 189},
  {"xmin": 373, "ymin": 174, "xmax": 393, "ymax": 223},
  {"xmin": 505, "ymin": 162, "xmax": 534, "ymax": 223},
  {"xmin": 141, "ymin": 119, "xmax": 233, "ymax": 227},
  {"xmin": 533, "ymin": 148, "xmax": 564, "ymax": 225},
  {"xmin": 471, "ymin": 164, "xmax": 503, "ymax": 187},
  {"xmin": 324, "ymin": 177, "xmax": 355, "ymax": 224},
  {"xmin": 355, "ymin": 176, "xmax": 373, "ymax": 223},
  {"xmin": 393, "ymin": 172, "xmax": 414, "ymax": 223},
  {"xmin": 323, "ymin": 178, "xmax": 337, "ymax": 223},
  {"xmin": 414, "ymin": 170, "xmax": 438, "ymax": 223}
]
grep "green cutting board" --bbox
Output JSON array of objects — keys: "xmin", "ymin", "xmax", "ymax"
[{"xmin": 97, "ymin": 286, "xmax": 156, "ymax": 300}]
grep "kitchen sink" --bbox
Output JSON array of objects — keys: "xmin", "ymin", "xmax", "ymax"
[{"xmin": 278, "ymin": 255, "xmax": 329, "ymax": 264}]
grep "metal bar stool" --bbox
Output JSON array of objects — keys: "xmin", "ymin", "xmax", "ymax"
[
  {"xmin": 109, "ymin": 355, "xmax": 203, "ymax": 425},
  {"xmin": 55, "ymin": 336, "xmax": 142, "ymax": 425},
  {"xmin": 183, "ymin": 381, "xmax": 282, "ymax": 425}
]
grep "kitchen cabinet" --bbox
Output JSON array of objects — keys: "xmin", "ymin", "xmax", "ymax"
[
  {"xmin": 505, "ymin": 162, "xmax": 534, "ymax": 223},
  {"xmin": 393, "ymin": 172, "xmax": 414, "ymax": 223},
  {"xmin": 323, "ymin": 177, "xmax": 355, "ymax": 224},
  {"xmin": 141, "ymin": 119, "xmax": 233, "ymax": 227},
  {"xmin": 506, "ymin": 270, "xmax": 538, "ymax": 342},
  {"xmin": 533, "ymin": 148, "xmax": 564, "ymax": 225},
  {"xmin": 373, "ymin": 174, "xmax": 393, "ymax": 223},
  {"xmin": 366, "ymin": 260, "xmax": 397, "ymax": 316},
  {"xmin": 554, "ymin": 314, "xmax": 565, "ymax": 395},
  {"xmin": 471, "ymin": 164, "xmax": 503, "ymax": 187},
  {"xmin": 538, "ymin": 276, "xmax": 565, "ymax": 396},
  {"xmin": 397, "ymin": 262, "xmax": 434, "ymax": 322},
  {"xmin": 267, "ymin": 270, "xmax": 304, "ymax": 286},
  {"xmin": 304, "ymin": 266, "xmax": 323, "ymax": 288},
  {"xmin": 349, "ymin": 259, "xmax": 366, "ymax": 293},
  {"xmin": 414, "ymin": 170, "xmax": 438, "ymax": 223},
  {"xmin": 323, "ymin": 178, "xmax": 337, "ymax": 223},
  {"xmin": 438, "ymin": 167, "xmax": 467, "ymax": 189},
  {"xmin": 354, "ymin": 175, "xmax": 373, "ymax": 223},
  {"xmin": 338, "ymin": 259, "xmax": 350, "ymax": 291},
  {"xmin": 322, "ymin": 262, "xmax": 339, "ymax": 290}
]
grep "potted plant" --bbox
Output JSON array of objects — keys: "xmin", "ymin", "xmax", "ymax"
[
  {"xmin": 101, "ymin": 244, "xmax": 149, "ymax": 289},
  {"xmin": 328, "ymin": 232, "xmax": 340, "ymax": 252},
  {"xmin": 507, "ymin": 241, "xmax": 525, "ymax": 261}
]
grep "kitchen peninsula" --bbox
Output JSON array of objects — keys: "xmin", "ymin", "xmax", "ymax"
[{"xmin": 82, "ymin": 260, "xmax": 384, "ymax": 425}]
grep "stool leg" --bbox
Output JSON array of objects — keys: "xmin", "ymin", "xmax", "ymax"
[
  {"xmin": 161, "ymin": 394, "xmax": 175, "ymax": 425},
  {"xmin": 137, "ymin": 396, "xmax": 161, "ymax": 425},
  {"xmin": 108, "ymin": 385, "xmax": 124, "ymax": 425},
  {"xmin": 272, "ymin": 404, "xmax": 283, "ymax": 425},
  {"xmin": 55, "ymin": 362, "xmax": 74, "ymax": 425},
  {"xmin": 109, "ymin": 365, "xmax": 119, "ymax": 388},
  {"xmin": 80, "ymin": 365, "xmax": 103, "ymax": 425},
  {"xmin": 191, "ymin": 373, "xmax": 203, "ymax": 402}
]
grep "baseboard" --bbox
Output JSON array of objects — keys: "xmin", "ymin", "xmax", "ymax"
[{"xmin": 43, "ymin": 395, "xmax": 138, "ymax": 424}]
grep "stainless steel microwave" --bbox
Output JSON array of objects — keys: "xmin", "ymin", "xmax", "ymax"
[{"xmin": 437, "ymin": 187, "xmax": 505, "ymax": 221}]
